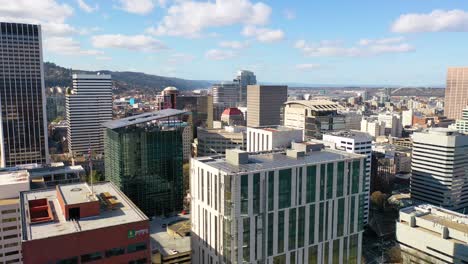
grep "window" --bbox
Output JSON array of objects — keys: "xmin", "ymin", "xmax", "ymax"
[
  {"xmin": 127, "ymin": 242, "xmax": 147, "ymax": 253},
  {"xmin": 268, "ymin": 171, "xmax": 274, "ymax": 211},
  {"xmin": 81, "ymin": 252, "xmax": 102, "ymax": 263},
  {"xmin": 253, "ymin": 173, "xmax": 260, "ymax": 214},
  {"xmin": 288, "ymin": 208, "xmax": 296, "ymax": 250},
  {"xmin": 278, "ymin": 169, "xmax": 291, "ymax": 209},
  {"xmin": 105, "ymin": 247, "xmax": 125, "ymax": 258},
  {"xmin": 306, "ymin": 166, "xmax": 316, "ymax": 203},
  {"xmin": 336, "ymin": 162, "xmax": 344, "ymax": 197},
  {"xmin": 2, "ymin": 217, "xmax": 17, "ymax": 223},
  {"xmin": 243, "ymin": 218, "xmax": 250, "ymax": 262},
  {"xmin": 1, "ymin": 209, "xmax": 17, "ymax": 214},
  {"xmin": 267, "ymin": 213, "xmax": 274, "ymax": 256},
  {"xmin": 4, "ymin": 242, "xmax": 18, "ymax": 248},
  {"xmin": 3, "ymin": 234, "xmax": 18, "ymax": 240},
  {"xmin": 298, "ymin": 206, "xmax": 305, "ymax": 248},
  {"xmin": 5, "ymin": 250, "xmax": 19, "ymax": 256},
  {"xmin": 240, "ymin": 174, "xmax": 249, "ymax": 215},
  {"xmin": 3, "ymin": 226, "xmax": 18, "ymax": 232},
  {"xmin": 128, "ymin": 258, "xmax": 147, "ymax": 264},
  {"xmin": 326, "ymin": 163, "xmax": 334, "ymax": 199},
  {"xmin": 278, "ymin": 210, "xmax": 285, "ymax": 253}
]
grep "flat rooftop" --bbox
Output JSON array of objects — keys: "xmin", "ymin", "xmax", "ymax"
[
  {"xmin": 0, "ymin": 170, "xmax": 29, "ymax": 185},
  {"xmin": 195, "ymin": 148, "xmax": 363, "ymax": 174},
  {"xmin": 0, "ymin": 170, "xmax": 30, "ymax": 199},
  {"xmin": 323, "ymin": 130, "xmax": 372, "ymax": 141},
  {"xmin": 102, "ymin": 109, "xmax": 187, "ymax": 129},
  {"xmin": 150, "ymin": 215, "xmax": 191, "ymax": 256},
  {"xmin": 285, "ymin": 100, "xmax": 343, "ymax": 111},
  {"xmin": 21, "ymin": 182, "xmax": 148, "ymax": 241},
  {"xmin": 250, "ymin": 125, "xmax": 301, "ymax": 133}
]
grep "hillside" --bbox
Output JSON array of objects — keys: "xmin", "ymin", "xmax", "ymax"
[{"xmin": 44, "ymin": 62, "xmax": 212, "ymax": 92}]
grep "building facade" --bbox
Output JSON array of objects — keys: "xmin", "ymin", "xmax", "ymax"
[
  {"xmin": 246, "ymin": 126, "xmax": 303, "ymax": 152},
  {"xmin": 0, "ymin": 22, "xmax": 49, "ymax": 167},
  {"xmin": 66, "ymin": 74, "xmax": 112, "ymax": 156},
  {"xmin": 360, "ymin": 117, "xmax": 385, "ymax": 138},
  {"xmin": 449, "ymin": 108, "xmax": 468, "ymax": 134},
  {"xmin": 191, "ymin": 145, "xmax": 367, "ymax": 264},
  {"xmin": 195, "ymin": 126, "xmax": 246, "ymax": 156},
  {"xmin": 212, "ymin": 82, "xmax": 239, "ymax": 108},
  {"xmin": 233, "ymin": 70, "xmax": 256, "ymax": 107},
  {"xmin": 445, "ymin": 67, "xmax": 468, "ymax": 120},
  {"xmin": 104, "ymin": 110, "xmax": 188, "ymax": 217},
  {"xmin": 411, "ymin": 128, "xmax": 468, "ymax": 211},
  {"xmin": 396, "ymin": 204, "xmax": 467, "ymax": 264},
  {"xmin": 247, "ymin": 85, "xmax": 288, "ymax": 127}
]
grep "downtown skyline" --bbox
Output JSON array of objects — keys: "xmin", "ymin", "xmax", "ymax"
[{"xmin": 2, "ymin": 0, "xmax": 468, "ymax": 86}]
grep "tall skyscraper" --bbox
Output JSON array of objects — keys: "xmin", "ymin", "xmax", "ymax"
[
  {"xmin": 211, "ymin": 82, "xmax": 239, "ymax": 108},
  {"xmin": 0, "ymin": 22, "xmax": 49, "ymax": 167},
  {"xmin": 191, "ymin": 144, "xmax": 367, "ymax": 264},
  {"xmin": 233, "ymin": 70, "xmax": 256, "ymax": 106},
  {"xmin": 247, "ymin": 85, "xmax": 288, "ymax": 127},
  {"xmin": 104, "ymin": 109, "xmax": 188, "ymax": 216},
  {"xmin": 66, "ymin": 73, "xmax": 112, "ymax": 156},
  {"xmin": 411, "ymin": 128, "xmax": 468, "ymax": 211},
  {"xmin": 445, "ymin": 67, "xmax": 468, "ymax": 120}
]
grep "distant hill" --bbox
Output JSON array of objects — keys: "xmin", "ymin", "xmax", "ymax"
[{"xmin": 44, "ymin": 62, "xmax": 212, "ymax": 92}]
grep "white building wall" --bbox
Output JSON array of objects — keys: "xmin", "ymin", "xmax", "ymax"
[
  {"xmin": 0, "ymin": 202, "xmax": 22, "ymax": 264},
  {"xmin": 247, "ymin": 127, "xmax": 303, "ymax": 152}
]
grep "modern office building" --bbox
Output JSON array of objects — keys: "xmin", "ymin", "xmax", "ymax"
[
  {"xmin": 0, "ymin": 170, "xmax": 29, "ymax": 264},
  {"xmin": 445, "ymin": 67, "xmax": 468, "ymax": 120},
  {"xmin": 0, "ymin": 22, "xmax": 49, "ymax": 167},
  {"xmin": 396, "ymin": 204, "xmax": 467, "ymax": 264},
  {"xmin": 195, "ymin": 126, "xmax": 246, "ymax": 156},
  {"xmin": 191, "ymin": 144, "xmax": 367, "ymax": 264},
  {"xmin": 212, "ymin": 82, "xmax": 239, "ymax": 108},
  {"xmin": 20, "ymin": 182, "xmax": 150, "ymax": 264},
  {"xmin": 283, "ymin": 100, "xmax": 345, "ymax": 139},
  {"xmin": 343, "ymin": 111, "xmax": 363, "ymax": 130},
  {"xmin": 411, "ymin": 128, "xmax": 468, "ymax": 211},
  {"xmin": 46, "ymin": 94, "xmax": 66, "ymax": 122},
  {"xmin": 449, "ymin": 108, "xmax": 468, "ymax": 134},
  {"xmin": 322, "ymin": 131, "xmax": 372, "ymax": 225},
  {"xmin": 233, "ymin": 70, "xmax": 257, "ymax": 106},
  {"xmin": 104, "ymin": 109, "xmax": 188, "ymax": 217},
  {"xmin": 66, "ymin": 73, "xmax": 112, "ymax": 156},
  {"xmin": 247, "ymin": 85, "xmax": 288, "ymax": 127},
  {"xmin": 246, "ymin": 126, "xmax": 303, "ymax": 152}
]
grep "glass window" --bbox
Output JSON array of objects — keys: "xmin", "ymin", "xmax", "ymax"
[
  {"xmin": 268, "ymin": 171, "xmax": 274, "ymax": 211},
  {"xmin": 243, "ymin": 218, "xmax": 250, "ymax": 262},
  {"xmin": 318, "ymin": 202, "xmax": 324, "ymax": 242},
  {"xmin": 309, "ymin": 204, "xmax": 315, "ymax": 245},
  {"xmin": 337, "ymin": 198, "xmax": 345, "ymax": 237},
  {"xmin": 81, "ymin": 252, "xmax": 102, "ymax": 263},
  {"xmin": 273, "ymin": 254, "xmax": 286, "ymax": 264},
  {"xmin": 288, "ymin": 208, "xmax": 296, "ymax": 250},
  {"xmin": 127, "ymin": 242, "xmax": 147, "ymax": 253},
  {"xmin": 336, "ymin": 162, "xmax": 344, "ymax": 197},
  {"xmin": 306, "ymin": 166, "xmax": 316, "ymax": 203},
  {"xmin": 323, "ymin": 242, "xmax": 329, "ymax": 264},
  {"xmin": 241, "ymin": 174, "xmax": 249, "ymax": 215},
  {"xmin": 253, "ymin": 173, "xmax": 260, "ymax": 214},
  {"xmin": 56, "ymin": 257, "xmax": 78, "ymax": 264},
  {"xmin": 268, "ymin": 213, "xmax": 274, "ymax": 256},
  {"xmin": 348, "ymin": 234, "xmax": 359, "ymax": 264},
  {"xmin": 308, "ymin": 245, "xmax": 318, "ymax": 264},
  {"xmin": 298, "ymin": 206, "xmax": 305, "ymax": 248},
  {"xmin": 326, "ymin": 163, "xmax": 334, "ymax": 199},
  {"xmin": 105, "ymin": 247, "xmax": 125, "ymax": 258},
  {"xmin": 298, "ymin": 167, "xmax": 303, "ymax": 205},
  {"xmin": 278, "ymin": 210, "xmax": 285, "ymax": 253},
  {"xmin": 349, "ymin": 196, "xmax": 356, "ymax": 234},
  {"xmin": 128, "ymin": 258, "xmax": 147, "ymax": 264},
  {"xmin": 319, "ymin": 164, "xmax": 326, "ymax": 201},
  {"xmin": 332, "ymin": 239, "xmax": 340, "ymax": 264},
  {"xmin": 352, "ymin": 161, "xmax": 360, "ymax": 194},
  {"xmin": 279, "ymin": 169, "xmax": 292, "ymax": 209},
  {"xmin": 290, "ymin": 251, "xmax": 296, "ymax": 264}
]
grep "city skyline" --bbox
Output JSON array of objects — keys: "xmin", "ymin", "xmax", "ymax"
[{"xmin": 1, "ymin": 0, "xmax": 468, "ymax": 86}]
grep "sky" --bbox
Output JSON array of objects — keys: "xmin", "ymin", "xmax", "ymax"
[{"xmin": 2, "ymin": 0, "xmax": 468, "ymax": 86}]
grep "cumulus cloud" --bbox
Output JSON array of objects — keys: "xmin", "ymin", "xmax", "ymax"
[
  {"xmin": 116, "ymin": 0, "xmax": 155, "ymax": 15},
  {"xmin": 219, "ymin": 40, "xmax": 250, "ymax": 49},
  {"xmin": 295, "ymin": 64, "xmax": 321, "ymax": 70},
  {"xmin": 295, "ymin": 37, "xmax": 414, "ymax": 57},
  {"xmin": 76, "ymin": 0, "xmax": 98, "ymax": 13},
  {"xmin": 205, "ymin": 49, "xmax": 236, "ymax": 60},
  {"xmin": 242, "ymin": 25, "xmax": 284, "ymax": 43},
  {"xmin": 147, "ymin": 0, "xmax": 271, "ymax": 37},
  {"xmin": 91, "ymin": 34, "xmax": 167, "ymax": 51},
  {"xmin": 45, "ymin": 37, "xmax": 102, "ymax": 55},
  {"xmin": 391, "ymin": 9, "xmax": 468, "ymax": 33}
]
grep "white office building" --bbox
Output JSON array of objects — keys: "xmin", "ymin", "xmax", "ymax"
[
  {"xmin": 66, "ymin": 74, "xmax": 113, "ymax": 156},
  {"xmin": 402, "ymin": 109, "xmax": 414, "ymax": 127},
  {"xmin": 191, "ymin": 144, "xmax": 367, "ymax": 264},
  {"xmin": 411, "ymin": 128, "xmax": 468, "ymax": 211},
  {"xmin": 322, "ymin": 131, "xmax": 372, "ymax": 224},
  {"xmin": 247, "ymin": 126, "xmax": 303, "ymax": 152},
  {"xmin": 396, "ymin": 204, "xmax": 467, "ymax": 264},
  {"xmin": 377, "ymin": 113, "xmax": 402, "ymax": 137},
  {"xmin": 0, "ymin": 170, "xmax": 30, "ymax": 264},
  {"xmin": 449, "ymin": 108, "xmax": 468, "ymax": 134},
  {"xmin": 360, "ymin": 117, "xmax": 385, "ymax": 138}
]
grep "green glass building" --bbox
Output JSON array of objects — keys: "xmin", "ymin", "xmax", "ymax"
[{"xmin": 103, "ymin": 109, "xmax": 188, "ymax": 217}]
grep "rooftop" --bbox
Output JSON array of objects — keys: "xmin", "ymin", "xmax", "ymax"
[
  {"xmin": 21, "ymin": 182, "xmax": 148, "ymax": 241},
  {"xmin": 102, "ymin": 109, "xmax": 188, "ymax": 129},
  {"xmin": 249, "ymin": 125, "xmax": 302, "ymax": 133},
  {"xmin": 284, "ymin": 100, "xmax": 343, "ymax": 111},
  {"xmin": 323, "ymin": 130, "xmax": 372, "ymax": 141},
  {"xmin": 195, "ymin": 147, "xmax": 363, "ymax": 174},
  {"xmin": 150, "ymin": 215, "xmax": 191, "ymax": 256},
  {"xmin": 0, "ymin": 170, "xmax": 30, "ymax": 200}
]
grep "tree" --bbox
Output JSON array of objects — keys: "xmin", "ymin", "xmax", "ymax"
[
  {"xmin": 386, "ymin": 246, "xmax": 402, "ymax": 263},
  {"xmin": 371, "ymin": 191, "xmax": 386, "ymax": 211}
]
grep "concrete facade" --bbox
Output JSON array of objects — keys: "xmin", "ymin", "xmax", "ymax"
[
  {"xmin": 247, "ymin": 85, "xmax": 288, "ymax": 127},
  {"xmin": 247, "ymin": 126, "xmax": 303, "ymax": 152}
]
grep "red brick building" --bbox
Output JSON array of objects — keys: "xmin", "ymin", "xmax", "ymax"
[{"xmin": 20, "ymin": 182, "xmax": 150, "ymax": 264}]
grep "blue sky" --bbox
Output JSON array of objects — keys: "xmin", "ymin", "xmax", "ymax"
[{"xmin": 3, "ymin": 0, "xmax": 468, "ymax": 86}]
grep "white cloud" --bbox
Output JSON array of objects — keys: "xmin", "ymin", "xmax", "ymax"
[
  {"xmin": 147, "ymin": 0, "xmax": 271, "ymax": 37},
  {"xmin": 116, "ymin": 0, "xmax": 155, "ymax": 15},
  {"xmin": 167, "ymin": 53, "xmax": 195, "ymax": 64},
  {"xmin": 91, "ymin": 34, "xmax": 167, "ymax": 51},
  {"xmin": 77, "ymin": 0, "xmax": 98, "ymax": 13},
  {"xmin": 295, "ymin": 63, "xmax": 321, "ymax": 70},
  {"xmin": 45, "ymin": 37, "xmax": 103, "ymax": 55},
  {"xmin": 205, "ymin": 49, "xmax": 236, "ymax": 60},
  {"xmin": 219, "ymin": 40, "xmax": 250, "ymax": 49},
  {"xmin": 295, "ymin": 37, "xmax": 414, "ymax": 57},
  {"xmin": 242, "ymin": 25, "xmax": 284, "ymax": 43},
  {"xmin": 284, "ymin": 9, "xmax": 296, "ymax": 20},
  {"xmin": 392, "ymin": 9, "xmax": 468, "ymax": 33},
  {"xmin": 96, "ymin": 56, "xmax": 112, "ymax": 61}
]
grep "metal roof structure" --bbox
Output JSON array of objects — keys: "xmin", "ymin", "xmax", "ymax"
[
  {"xmin": 102, "ymin": 109, "xmax": 188, "ymax": 129},
  {"xmin": 284, "ymin": 100, "xmax": 344, "ymax": 111}
]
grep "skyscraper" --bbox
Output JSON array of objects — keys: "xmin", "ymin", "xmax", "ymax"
[
  {"xmin": 0, "ymin": 22, "xmax": 49, "ymax": 167},
  {"xmin": 411, "ymin": 128, "xmax": 468, "ymax": 211},
  {"xmin": 66, "ymin": 73, "xmax": 112, "ymax": 156},
  {"xmin": 211, "ymin": 82, "xmax": 239, "ymax": 108},
  {"xmin": 445, "ymin": 67, "xmax": 468, "ymax": 120},
  {"xmin": 247, "ymin": 85, "xmax": 288, "ymax": 127},
  {"xmin": 233, "ymin": 70, "xmax": 256, "ymax": 106},
  {"xmin": 103, "ymin": 109, "xmax": 188, "ymax": 216}
]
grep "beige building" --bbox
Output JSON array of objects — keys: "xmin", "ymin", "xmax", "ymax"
[
  {"xmin": 445, "ymin": 67, "xmax": 468, "ymax": 120},
  {"xmin": 247, "ymin": 85, "xmax": 288, "ymax": 127},
  {"xmin": 194, "ymin": 126, "xmax": 246, "ymax": 156},
  {"xmin": 396, "ymin": 204, "xmax": 468, "ymax": 264}
]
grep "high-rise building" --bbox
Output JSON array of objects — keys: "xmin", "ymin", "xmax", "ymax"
[
  {"xmin": 449, "ymin": 108, "xmax": 468, "ymax": 134},
  {"xmin": 212, "ymin": 82, "xmax": 239, "ymax": 108},
  {"xmin": 411, "ymin": 128, "xmax": 468, "ymax": 211},
  {"xmin": 0, "ymin": 22, "xmax": 49, "ymax": 167},
  {"xmin": 20, "ymin": 182, "xmax": 150, "ymax": 264},
  {"xmin": 156, "ymin": 86, "xmax": 179, "ymax": 110},
  {"xmin": 246, "ymin": 126, "xmax": 303, "ymax": 152},
  {"xmin": 361, "ymin": 117, "xmax": 385, "ymax": 138},
  {"xmin": 66, "ymin": 74, "xmax": 112, "ymax": 156},
  {"xmin": 322, "ymin": 131, "xmax": 372, "ymax": 224},
  {"xmin": 0, "ymin": 170, "xmax": 29, "ymax": 264},
  {"xmin": 247, "ymin": 85, "xmax": 288, "ymax": 127},
  {"xmin": 233, "ymin": 70, "xmax": 256, "ymax": 106},
  {"xmin": 283, "ymin": 100, "xmax": 345, "ymax": 139},
  {"xmin": 445, "ymin": 67, "xmax": 468, "ymax": 120},
  {"xmin": 377, "ymin": 112, "xmax": 402, "ymax": 137},
  {"xmin": 191, "ymin": 145, "xmax": 367, "ymax": 264},
  {"xmin": 396, "ymin": 205, "xmax": 467, "ymax": 264},
  {"xmin": 104, "ymin": 109, "xmax": 188, "ymax": 216},
  {"xmin": 401, "ymin": 109, "xmax": 414, "ymax": 127}
]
